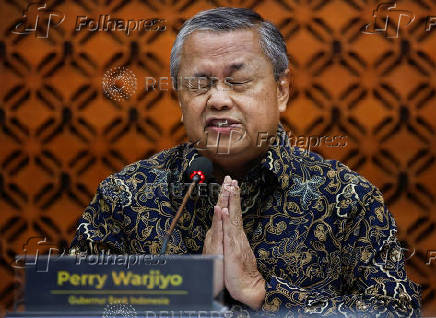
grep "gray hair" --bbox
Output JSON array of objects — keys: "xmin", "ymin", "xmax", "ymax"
[{"xmin": 170, "ymin": 7, "xmax": 289, "ymax": 88}]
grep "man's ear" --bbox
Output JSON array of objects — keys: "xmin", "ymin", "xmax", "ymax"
[
  {"xmin": 178, "ymin": 97, "xmax": 184, "ymax": 122},
  {"xmin": 277, "ymin": 68, "xmax": 291, "ymax": 113}
]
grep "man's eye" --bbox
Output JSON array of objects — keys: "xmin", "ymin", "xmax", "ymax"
[
  {"xmin": 225, "ymin": 78, "xmax": 251, "ymax": 87},
  {"xmin": 185, "ymin": 78, "xmax": 210, "ymax": 90}
]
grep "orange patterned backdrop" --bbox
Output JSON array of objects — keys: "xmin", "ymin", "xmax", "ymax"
[{"xmin": 0, "ymin": 0, "xmax": 435, "ymax": 316}]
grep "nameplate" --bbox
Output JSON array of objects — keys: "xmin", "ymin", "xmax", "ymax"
[{"xmin": 23, "ymin": 255, "xmax": 215, "ymax": 312}]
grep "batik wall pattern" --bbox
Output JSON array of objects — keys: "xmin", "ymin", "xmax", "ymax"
[{"xmin": 0, "ymin": 0, "xmax": 435, "ymax": 316}]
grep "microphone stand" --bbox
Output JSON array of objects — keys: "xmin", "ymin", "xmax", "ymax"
[{"xmin": 159, "ymin": 174, "xmax": 201, "ymax": 255}]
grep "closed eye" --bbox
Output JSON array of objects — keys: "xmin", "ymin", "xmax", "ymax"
[
  {"xmin": 225, "ymin": 78, "xmax": 251, "ymax": 86},
  {"xmin": 228, "ymin": 81, "xmax": 249, "ymax": 85},
  {"xmin": 183, "ymin": 77, "xmax": 215, "ymax": 94}
]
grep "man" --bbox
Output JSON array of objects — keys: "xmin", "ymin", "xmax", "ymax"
[{"xmin": 70, "ymin": 7, "xmax": 421, "ymax": 317}]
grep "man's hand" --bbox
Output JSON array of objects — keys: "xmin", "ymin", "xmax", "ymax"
[
  {"xmin": 221, "ymin": 179, "xmax": 266, "ymax": 310},
  {"xmin": 202, "ymin": 176, "xmax": 232, "ymax": 296},
  {"xmin": 203, "ymin": 205, "xmax": 224, "ymax": 297}
]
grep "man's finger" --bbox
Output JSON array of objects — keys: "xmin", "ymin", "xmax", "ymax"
[
  {"xmin": 211, "ymin": 206, "xmax": 223, "ymax": 245},
  {"xmin": 228, "ymin": 180, "xmax": 243, "ymax": 228},
  {"xmin": 217, "ymin": 175, "xmax": 231, "ymax": 208},
  {"xmin": 211, "ymin": 205, "xmax": 220, "ymax": 229},
  {"xmin": 222, "ymin": 207, "xmax": 237, "ymax": 254}
]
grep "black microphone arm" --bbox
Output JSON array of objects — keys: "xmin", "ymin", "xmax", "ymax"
[{"xmin": 159, "ymin": 157, "xmax": 213, "ymax": 255}]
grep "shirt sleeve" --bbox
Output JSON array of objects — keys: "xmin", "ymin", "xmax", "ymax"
[
  {"xmin": 261, "ymin": 186, "xmax": 422, "ymax": 317},
  {"xmin": 69, "ymin": 175, "xmax": 128, "ymax": 255}
]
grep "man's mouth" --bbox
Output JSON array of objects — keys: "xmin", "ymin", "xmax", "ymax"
[{"xmin": 205, "ymin": 118, "xmax": 241, "ymax": 128}]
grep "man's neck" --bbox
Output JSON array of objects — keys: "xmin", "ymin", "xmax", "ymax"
[{"xmin": 212, "ymin": 157, "xmax": 262, "ymax": 184}]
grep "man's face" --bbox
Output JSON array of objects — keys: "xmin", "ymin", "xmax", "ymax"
[{"xmin": 177, "ymin": 29, "xmax": 289, "ymax": 169}]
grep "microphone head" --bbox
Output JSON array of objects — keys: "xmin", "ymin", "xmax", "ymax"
[{"xmin": 186, "ymin": 157, "xmax": 213, "ymax": 183}]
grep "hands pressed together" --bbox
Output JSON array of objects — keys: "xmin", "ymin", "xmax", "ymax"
[{"xmin": 202, "ymin": 176, "xmax": 266, "ymax": 310}]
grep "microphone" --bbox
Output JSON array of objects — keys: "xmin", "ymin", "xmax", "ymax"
[
  {"xmin": 160, "ymin": 156, "xmax": 213, "ymax": 255},
  {"xmin": 185, "ymin": 156, "xmax": 213, "ymax": 183}
]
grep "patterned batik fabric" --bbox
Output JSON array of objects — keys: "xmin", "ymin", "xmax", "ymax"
[{"xmin": 70, "ymin": 124, "xmax": 421, "ymax": 317}]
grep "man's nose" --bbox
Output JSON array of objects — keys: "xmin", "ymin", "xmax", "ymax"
[{"xmin": 206, "ymin": 85, "xmax": 233, "ymax": 111}]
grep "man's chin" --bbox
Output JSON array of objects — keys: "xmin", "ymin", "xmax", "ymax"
[
  {"xmin": 199, "ymin": 128, "xmax": 246, "ymax": 147},
  {"xmin": 195, "ymin": 139, "xmax": 247, "ymax": 155},
  {"xmin": 199, "ymin": 145, "xmax": 259, "ymax": 163}
]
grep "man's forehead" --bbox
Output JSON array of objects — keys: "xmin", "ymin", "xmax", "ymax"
[
  {"xmin": 191, "ymin": 63, "xmax": 245, "ymax": 77},
  {"xmin": 182, "ymin": 29, "xmax": 262, "ymax": 56},
  {"xmin": 179, "ymin": 29, "xmax": 266, "ymax": 74}
]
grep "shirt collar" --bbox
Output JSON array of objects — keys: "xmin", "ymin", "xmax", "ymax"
[
  {"xmin": 257, "ymin": 122, "xmax": 292, "ymax": 189},
  {"xmin": 179, "ymin": 143, "xmax": 200, "ymax": 183}
]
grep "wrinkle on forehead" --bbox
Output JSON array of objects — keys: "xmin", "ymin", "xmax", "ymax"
[
  {"xmin": 185, "ymin": 29, "xmax": 260, "ymax": 56},
  {"xmin": 179, "ymin": 29, "xmax": 272, "ymax": 77}
]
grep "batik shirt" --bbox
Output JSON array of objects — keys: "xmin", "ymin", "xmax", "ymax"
[{"xmin": 70, "ymin": 124, "xmax": 421, "ymax": 317}]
